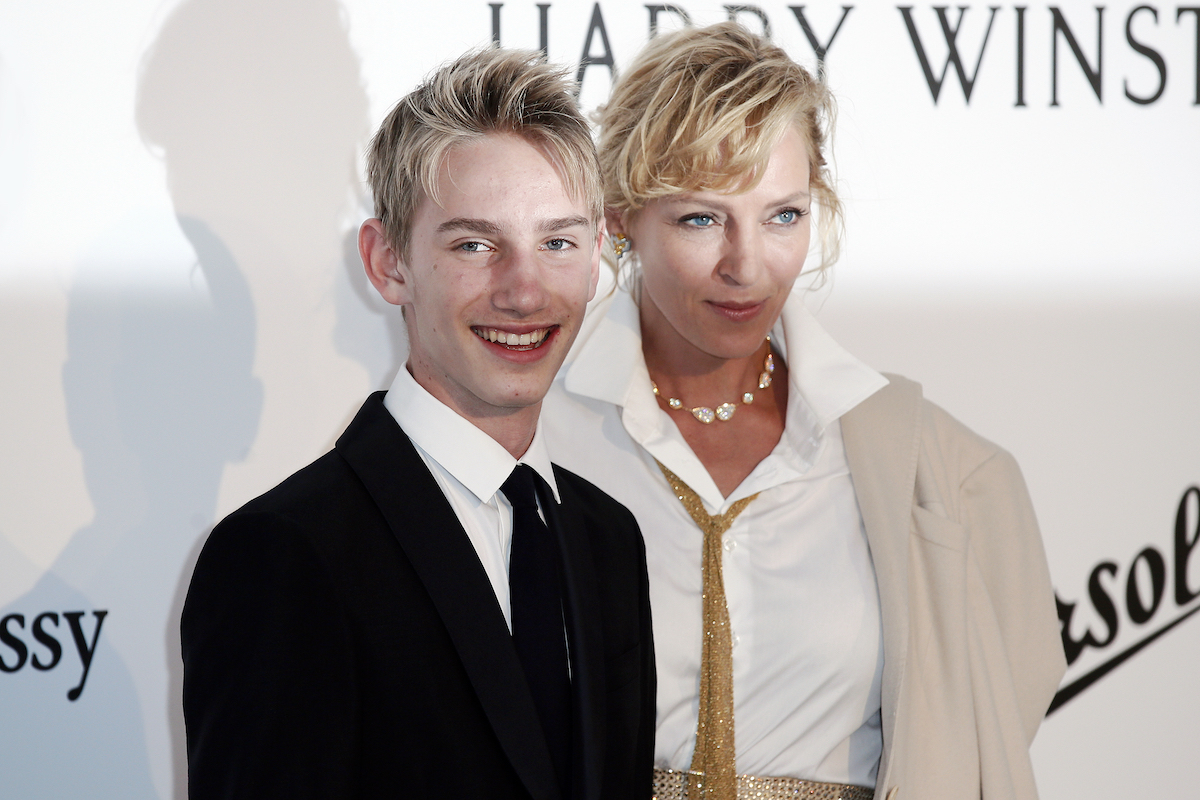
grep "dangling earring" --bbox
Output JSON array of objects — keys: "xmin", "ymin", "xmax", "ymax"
[{"xmin": 612, "ymin": 233, "xmax": 630, "ymax": 261}]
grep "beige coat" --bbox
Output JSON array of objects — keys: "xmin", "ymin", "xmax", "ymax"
[{"xmin": 843, "ymin": 375, "xmax": 1066, "ymax": 800}]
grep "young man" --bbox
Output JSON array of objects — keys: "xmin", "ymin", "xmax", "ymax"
[{"xmin": 181, "ymin": 49, "xmax": 654, "ymax": 800}]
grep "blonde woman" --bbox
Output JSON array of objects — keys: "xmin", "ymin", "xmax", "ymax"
[{"xmin": 543, "ymin": 22, "xmax": 1064, "ymax": 800}]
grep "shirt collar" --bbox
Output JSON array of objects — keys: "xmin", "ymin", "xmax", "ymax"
[
  {"xmin": 770, "ymin": 291, "xmax": 890, "ymax": 467},
  {"xmin": 563, "ymin": 288, "xmax": 680, "ymax": 447},
  {"xmin": 383, "ymin": 366, "xmax": 560, "ymax": 504},
  {"xmin": 561, "ymin": 286, "xmax": 886, "ymax": 504}
]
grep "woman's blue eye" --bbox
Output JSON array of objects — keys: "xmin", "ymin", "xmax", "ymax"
[{"xmin": 683, "ymin": 214, "xmax": 715, "ymax": 227}]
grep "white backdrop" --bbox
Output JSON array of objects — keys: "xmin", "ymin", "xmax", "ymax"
[{"xmin": 1, "ymin": 1, "xmax": 1197, "ymax": 797}]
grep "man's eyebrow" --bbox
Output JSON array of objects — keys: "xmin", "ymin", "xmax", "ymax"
[
  {"xmin": 540, "ymin": 216, "xmax": 591, "ymax": 232},
  {"xmin": 435, "ymin": 218, "xmax": 503, "ymax": 236},
  {"xmin": 435, "ymin": 216, "xmax": 591, "ymax": 236}
]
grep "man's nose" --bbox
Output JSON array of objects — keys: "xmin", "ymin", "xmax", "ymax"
[{"xmin": 493, "ymin": 250, "xmax": 550, "ymax": 315}]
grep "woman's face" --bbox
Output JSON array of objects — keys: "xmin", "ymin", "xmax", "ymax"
[{"xmin": 621, "ymin": 127, "xmax": 812, "ymax": 364}]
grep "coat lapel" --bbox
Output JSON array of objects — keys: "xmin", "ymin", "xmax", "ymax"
[
  {"xmin": 541, "ymin": 472, "xmax": 605, "ymax": 800},
  {"xmin": 839, "ymin": 375, "xmax": 922, "ymax": 794},
  {"xmin": 336, "ymin": 393, "xmax": 561, "ymax": 800}
]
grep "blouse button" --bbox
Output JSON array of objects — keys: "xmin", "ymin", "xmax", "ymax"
[{"xmin": 723, "ymin": 537, "xmax": 737, "ymax": 552}]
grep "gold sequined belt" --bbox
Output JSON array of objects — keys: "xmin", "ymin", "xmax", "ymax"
[{"xmin": 653, "ymin": 767, "xmax": 874, "ymax": 800}]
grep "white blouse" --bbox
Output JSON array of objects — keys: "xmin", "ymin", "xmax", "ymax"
[{"xmin": 541, "ymin": 287, "xmax": 890, "ymax": 787}]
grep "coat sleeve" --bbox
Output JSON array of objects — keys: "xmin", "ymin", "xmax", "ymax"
[
  {"xmin": 181, "ymin": 511, "xmax": 360, "ymax": 799},
  {"xmin": 910, "ymin": 399, "xmax": 1066, "ymax": 799},
  {"xmin": 960, "ymin": 448, "xmax": 1066, "ymax": 741}
]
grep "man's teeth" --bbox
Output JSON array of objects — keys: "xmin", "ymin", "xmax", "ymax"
[{"xmin": 474, "ymin": 327, "xmax": 551, "ymax": 347}]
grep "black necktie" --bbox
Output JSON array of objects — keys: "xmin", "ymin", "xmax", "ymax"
[{"xmin": 502, "ymin": 464, "xmax": 572, "ymax": 794}]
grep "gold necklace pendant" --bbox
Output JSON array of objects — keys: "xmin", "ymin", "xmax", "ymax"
[{"xmin": 651, "ymin": 341, "xmax": 775, "ymax": 424}]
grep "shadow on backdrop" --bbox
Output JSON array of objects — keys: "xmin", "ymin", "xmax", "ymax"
[
  {"xmin": 0, "ymin": 0, "xmax": 379, "ymax": 798},
  {"xmin": 138, "ymin": 0, "xmax": 372, "ymax": 796},
  {"xmin": 0, "ymin": 212, "xmax": 259, "ymax": 799}
]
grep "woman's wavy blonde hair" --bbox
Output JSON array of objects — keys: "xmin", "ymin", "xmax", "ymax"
[{"xmin": 598, "ymin": 22, "xmax": 843, "ymax": 273}]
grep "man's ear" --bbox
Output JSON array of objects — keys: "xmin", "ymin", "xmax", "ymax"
[{"xmin": 359, "ymin": 218, "xmax": 410, "ymax": 306}]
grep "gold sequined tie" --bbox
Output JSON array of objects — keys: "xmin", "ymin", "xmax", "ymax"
[{"xmin": 657, "ymin": 461, "xmax": 758, "ymax": 800}]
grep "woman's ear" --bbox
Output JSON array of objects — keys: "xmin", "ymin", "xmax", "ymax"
[
  {"xmin": 359, "ymin": 219, "xmax": 410, "ymax": 306},
  {"xmin": 604, "ymin": 207, "xmax": 626, "ymax": 238}
]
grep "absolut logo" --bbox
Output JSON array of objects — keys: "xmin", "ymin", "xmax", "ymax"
[
  {"xmin": 489, "ymin": 3, "xmax": 1200, "ymax": 106},
  {"xmin": 0, "ymin": 610, "xmax": 107, "ymax": 701},
  {"xmin": 1050, "ymin": 487, "xmax": 1200, "ymax": 713}
]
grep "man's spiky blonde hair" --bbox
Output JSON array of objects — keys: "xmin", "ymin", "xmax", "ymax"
[{"xmin": 367, "ymin": 48, "xmax": 602, "ymax": 255}]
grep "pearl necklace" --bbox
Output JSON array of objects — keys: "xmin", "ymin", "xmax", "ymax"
[{"xmin": 651, "ymin": 340, "xmax": 775, "ymax": 424}]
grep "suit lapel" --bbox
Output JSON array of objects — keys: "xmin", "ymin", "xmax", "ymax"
[
  {"xmin": 839, "ymin": 375, "xmax": 922, "ymax": 790},
  {"xmin": 336, "ymin": 393, "xmax": 561, "ymax": 800},
  {"xmin": 541, "ymin": 472, "xmax": 605, "ymax": 800}
]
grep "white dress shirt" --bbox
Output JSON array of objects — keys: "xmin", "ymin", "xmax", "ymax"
[
  {"xmin": 541, "ymin": 287, "xmax": 889, "ymax": 786},
  {"xmin": 383, "ymin": 365, "xmax": 560, "ymax": 632}
]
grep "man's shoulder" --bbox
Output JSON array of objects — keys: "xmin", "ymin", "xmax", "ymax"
[
  {"xmin": 220, "ymin": 392, "xmax": 417, "ymax": 529},
  {"xmin": 228, "ymin": 449, "xmax": 364, "ymax": 527},
  {"xmin": 551, "ymin": 463, "xmax": 645, "ymax": 563},
  {"xmin": 553, "ymin": 463, "xmax": 634, "ymax": 519}
]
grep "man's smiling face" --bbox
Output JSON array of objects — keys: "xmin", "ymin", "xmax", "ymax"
[{"xmin": 367, "ymin": 133, "xmax": 600, "ymax": 428}]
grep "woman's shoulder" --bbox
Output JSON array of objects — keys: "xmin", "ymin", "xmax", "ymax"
[
  {"xmin": 846, "ymin": 373, "xmax": 1028, "ymax": 515},
  {"xmin": 856, "ymin": 373, "xmax": 1009, "ymax": 470}
]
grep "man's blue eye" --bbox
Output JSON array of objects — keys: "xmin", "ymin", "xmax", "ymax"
[{"xmin": 546, "ymin": 238, "xmax": 571, "ymax": 250}]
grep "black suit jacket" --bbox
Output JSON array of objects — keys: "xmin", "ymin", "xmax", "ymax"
[{"xmin": 182, "ymin": 392, "xmax": 655, "ymax": 800}]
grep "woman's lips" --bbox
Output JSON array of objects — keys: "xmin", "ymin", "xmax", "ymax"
[{"xmin": 707, "ymin": 300, "xmax": 766, "ymax": 323}]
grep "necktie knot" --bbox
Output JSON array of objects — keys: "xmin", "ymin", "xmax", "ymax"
[{"xmin": 501, "ymin": 464, "xmax": 540, "ymax": 511}]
